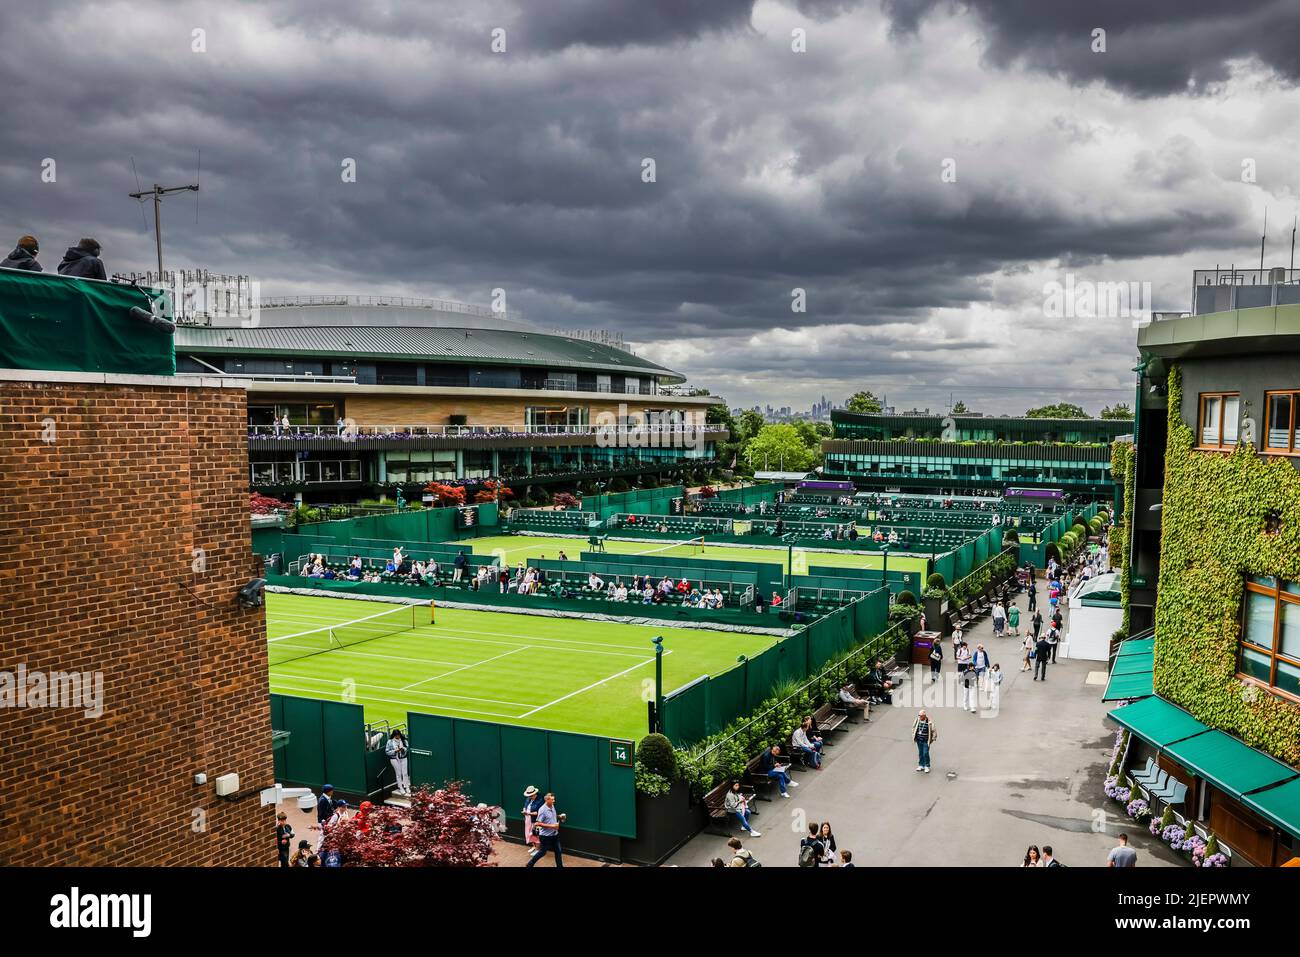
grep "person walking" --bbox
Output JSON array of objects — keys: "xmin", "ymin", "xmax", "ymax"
[
  {"xmin": 972, "ymin": 643, "xmax": 991, "ymax": 689},
  {"xmin": 912, "ymin": 709, "xmax": 937, "ymax": 773},
  {"xmin": 1034, "ymin": 633, "xmax": 1052, "ymax": 681},
  {"xmin": 1048, "ymin": 625, "xmax": 1061, "ymax": 663},
  {"xmin": 989, "ymin": 663, "xmax": 1003, "ymax": 710},
  {"xmin": 1022, "ymin": 845, "xmax": 1042, "ymax": 867},
  {"xmin": 1027, "ymin": 579, "xmax": 1038, "ymax": 613},
  {"xmin": 0, "ymin": 235, "xmax": 41, "ymax": 271},
  {"xmin": 1007, "ymin": 603, "xmax": 1020, "ymax": 636},
  {"xmin": 521, "ymin": 785, "xmax": 545, "ymax": 849},
  {"xmin": 991, "ymin": 601, "xmax": 1006, "ymax": 637},
  {"xmin": 385, "ymin": 729, "xmax": 410, "ymax": 796},
  {"xmin": 1107, "ymin": 833, "xmax": 1138, "ymax": 867},
  {"xmin": 1031, "ymin": 608, "xmax": 1043, "ymax": 640},
  {"xmin": 1021, "ymin": 632, "xmax": 1034, "ymax": 672},
  {"xmin": 928, "ymin": 636, "xmax": 943, "ymax": 684},
  {"xmin": 525, "ymin": 792, "xmax": 564, "ymax": 867},
  {"xmin": 961, "ymin": 665, "xmax": 978, "ymax": 713},
  {"xmin": 1042, "ymin": 845, "xmax": 1062, "ymax": 867}
]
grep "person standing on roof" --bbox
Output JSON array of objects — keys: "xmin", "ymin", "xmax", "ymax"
[
  {"xmin": 0, "ymin": 235, "xmax": 41, "ymax": 271},
  {"xmin": 57, "ymin": 238, "xmax": 107, "ymax": 279}
]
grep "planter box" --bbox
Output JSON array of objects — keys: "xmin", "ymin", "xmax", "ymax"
[
  {"xmin": 924, "ymin": 596, "xmax": 948, "ymax": 635},
  {"xmin": 621, "ymin": 779, "xmax": 703, "ymax": 866}
]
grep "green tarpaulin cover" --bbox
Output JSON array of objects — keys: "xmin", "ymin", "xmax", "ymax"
[{"xmin": 0, "ymin": 268, "xmax": 174, "ymax": 375}]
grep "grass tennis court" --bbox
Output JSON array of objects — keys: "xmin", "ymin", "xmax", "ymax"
[
  {"xmin": 266, "ymin": 592, "xmax": 781, "ymax": 739},
  {"xmin": 458, "ymin": 534, "xmax": 930, "ymax": 575}
]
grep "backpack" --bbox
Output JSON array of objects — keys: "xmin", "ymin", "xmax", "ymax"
[
  {"xmin": 798, "ymin": 840, "xmax": 818, "ymax": 868},
  {"xmin": 734, "ymin": 849, "xmax": 761, "ymax": 868}
]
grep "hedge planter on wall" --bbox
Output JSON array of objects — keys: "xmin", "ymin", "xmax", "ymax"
[{"xmin": 1153, "ymin": 365, "xmax": 1300, "ymax": 766}]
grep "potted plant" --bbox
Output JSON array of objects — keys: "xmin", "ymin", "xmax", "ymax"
[
  {"xmin": 922, "ymin": 573, "xmax": 947, "ymax": 632},
  {"xmin": 624, "ymin": 733, "xmax": 697, "ymax": 866}
]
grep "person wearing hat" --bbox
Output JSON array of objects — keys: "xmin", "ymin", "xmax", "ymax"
[
  {"xmin": 315, "ymin": 784, "xmax": 335, "ymax": 826},
  {"xmin": 521, "ymin": 785, "xmax": 544, "ymax": 848},
  {"xmin": 57, "ymin": 237, "xmax": 107, "ymax": 280},
  {"xmin": 275, "ymin": 811, "xmax": 294, "ymax": 867},
  {"xmin": 0, "ymin": 235, "xmax": 41, "ymax": 271},
  {"xmin": 290, "ymin": 839, "xmax": 313, "ymax": 867}
]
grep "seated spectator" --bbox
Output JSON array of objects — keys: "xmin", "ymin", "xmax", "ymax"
[
  {"xmin": 612, "ymin": 583, "xmax": 628, "ymax": 602},
  {"xmin": 676, "ymin": 577, "xmax": 690, "ymax": 594},
  {"xmin": 839, "ymin": 682, "xmax": 870, "ymax": 710},
  {"xmin": 322, "ymin": 568, "xmax": 336, "ymax": 581},
  {"xmin": 723, "ymin": 781, "xmax": 760, "ymax": 837},
  {"xmin": 873, "ymin": 529, "xmax": 884, "ymax": 543},
  {"xmin": 864, "ymin": 659, "xmax": 894, "ymax": 704},
  {"xmin": 792, "ymin": 717, "xmax": 823, "ymax": 769},
  {"xmin": 641, "ymin": 585, "xmax": 655, "ymax": 604},
  {"xmin": 770, "ymin": 591, "xmax": 783, "ymax": 607},
  {"xmin": 588, "ymin": 572, "xmax": 605, "ymax": 592},
  {"xmin": 888, "ymin": 530, "xmax": 899, "ymax": 544},
  {"xmin": 757, "ymin": 745, "xmax": 795, "ymax": 797}
]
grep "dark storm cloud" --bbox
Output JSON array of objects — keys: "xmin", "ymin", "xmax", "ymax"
[
  {"xmin": 884, "ymin": 0, "xmax": 1300, "ymax": 96},
  {"xmin": 0, "ymin": 0, "xmax": 1291, "ymax": 411}
]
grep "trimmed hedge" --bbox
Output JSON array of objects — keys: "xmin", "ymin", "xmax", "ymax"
[{"xmin": 1153, "ymin": 365, "xmax": 1300, "ymax": 765}]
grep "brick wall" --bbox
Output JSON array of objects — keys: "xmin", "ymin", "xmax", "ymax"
[{"xmin": 0, "ymin": 376, "xmax": 276, "ymax": 866}]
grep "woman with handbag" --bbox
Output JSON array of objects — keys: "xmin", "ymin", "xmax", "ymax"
[{"xmin": 522, "ymin": 785, "xmax": 545, "ymax": 848}]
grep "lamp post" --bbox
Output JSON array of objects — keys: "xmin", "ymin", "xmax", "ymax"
[
  {"xmin": 881, "ymin": 543, "xmax": 890, "ymax": 592},
  {"xmin": 651, "ymin": 635, "xmax": 664, "ymax": 733}
]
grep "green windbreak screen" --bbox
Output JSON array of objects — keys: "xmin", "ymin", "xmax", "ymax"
[{"xmin": 0, "ymin": 269, "xmax": 174, "ymax": 375}]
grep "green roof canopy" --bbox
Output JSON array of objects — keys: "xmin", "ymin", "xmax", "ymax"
[
  {"xmin": 1242, "ymin": 777, "xmax": 1300, "ymax": 841},
  {"xmin": 1111, "ymin": 653, "xmax": 1154, "ymax": 677},
  {"xmin": 1107, "ymin": 696, "xmax": 1207, "ymax": 747},
  {"xmin": 1116, "ymin": 638, "xmax": 1155, "ymax": 656},
  {"xmin": 1164, "ymin": 730, "xmax": 1297, "ymax": 801},
  {"xmin": 1102, "ymin": 670, "xmax": 1153, "ymax": 701}
]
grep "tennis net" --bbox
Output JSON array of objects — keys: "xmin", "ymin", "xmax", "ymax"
[
  {"xmin": 627, "ymin": 536, "xmax": 706, "ymax": 558},
  {"xmin": 267, "ymin": 603, "xmax": 420, "ymax": 667}
]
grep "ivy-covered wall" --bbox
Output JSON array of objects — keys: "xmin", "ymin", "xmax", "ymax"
[
  {"xmin": 1154, "ymin": 364, "xmax": 1300, "ymax": 766},
  {"xmin": 1110, "ymin": 439, "xmax": 1135, "ymax": 632}
]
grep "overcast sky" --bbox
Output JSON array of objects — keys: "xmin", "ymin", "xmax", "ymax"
[{"xmin": 3, "ymin": 0, "xmax": 1298, "ymax": 414}]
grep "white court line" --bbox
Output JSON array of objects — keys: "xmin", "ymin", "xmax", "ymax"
[
  {"xmin": 269, "ymin": 673, "xmax": 539, "ymax": 708},
  {"xmin": 517, "ymin": 650, "xmax": 673, "ymax": 718},
  {"xmin": 269, "ymin": 612, "xmax": 671, "ymax": 653},
  {"xmin": 266, "ymin": 642, "xmax": 465, "ymax": 665},
  {"xmin": 269, "ymin": 682, "xmax": 529, "ymax": 720},
  {"xmin": 406, "ymin": 631, "xmax": 651, "ymax": 659},
  {"xmin": 400, "ymin": 646, "xmax": 530, "ymax": 691}
]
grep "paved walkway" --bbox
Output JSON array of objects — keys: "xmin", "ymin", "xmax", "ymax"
[{"xmin": 666, "ymin": 579, "xmax": 1183, "ymax": 868}]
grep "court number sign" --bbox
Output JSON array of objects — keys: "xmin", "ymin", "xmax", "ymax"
[{"xmin": 609, "ymin": 740, "xmax": 634, "ymax": 767}]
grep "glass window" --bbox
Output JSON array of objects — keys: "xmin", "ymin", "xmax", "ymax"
[
  {"xmin": 1240, "ymin": 575, "xmax": 1300, "ymax": 700},
  {"xmin": 1199, "ymin": 393, "xmax": 1239, "ymax": 448},
  {"xmin": 1266, "ymin": 392, "xmax": 1299, "ymax": 452}
]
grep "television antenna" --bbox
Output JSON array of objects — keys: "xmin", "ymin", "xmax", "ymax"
[{"xmin": 129, "ymin": 178, "xmax": 199, "ymax": 274}]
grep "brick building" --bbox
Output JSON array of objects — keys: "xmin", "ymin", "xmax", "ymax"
[{"xmin": 0, "ymin": 369, "xmax": 276, "ymax": 866}]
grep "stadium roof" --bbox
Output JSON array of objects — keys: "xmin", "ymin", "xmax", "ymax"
[{"xmin": 175, "ymin": 325, "xmax": 684, "ymax": 382}]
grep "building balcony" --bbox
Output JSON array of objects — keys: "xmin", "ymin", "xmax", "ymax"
[{"xmin": 248, "ymin": 423, "xmax": 728, "ymax": 451}]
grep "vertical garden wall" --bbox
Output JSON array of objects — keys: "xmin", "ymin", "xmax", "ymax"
[{"xmin": 1153, "ymin": 365, "xmax": 1300, "ymax": 765}]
